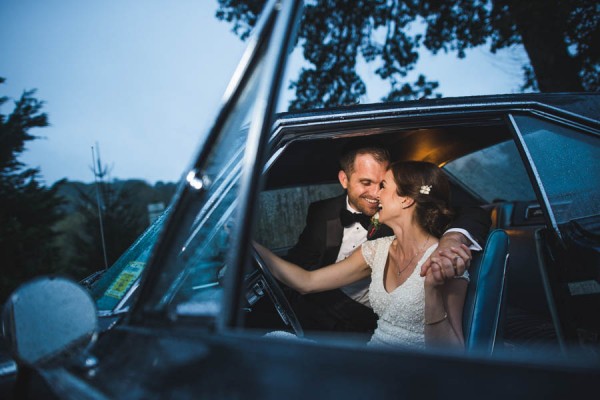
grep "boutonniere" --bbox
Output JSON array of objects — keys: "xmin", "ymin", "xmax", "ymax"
[{"xmin": 368, "ymin": 213, "xmax": 381, "ymax": 238}]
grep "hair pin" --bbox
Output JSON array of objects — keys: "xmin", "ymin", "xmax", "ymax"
[{"xmin": 419, "ymin": 185, "xmax": 432, "ymax": 194}]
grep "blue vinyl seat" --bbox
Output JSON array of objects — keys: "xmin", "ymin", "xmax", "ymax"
[{"xmin": 462, "ymin": 229, "xmax": 510, "ymax": 354}]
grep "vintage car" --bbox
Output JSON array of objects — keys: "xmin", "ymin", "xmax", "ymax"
[{"xmin": 2, "ymin": 0, "xmax": 599, "ymax": 398}]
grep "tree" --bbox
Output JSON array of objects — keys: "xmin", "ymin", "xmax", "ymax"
[
  {"xmin": 0, "ymin": 78, "xmax": 65, "ymax": 301},
  {"xmin": 51, "ymin": 178, "xmax": 176, "ymax": 279},
  {"xmin": 64, "ymin": 166, "xmax": 147, "ymax": 279},
  {"xmin": 216, "ymin": 0, "xmax": 599, "ymax": 110}
]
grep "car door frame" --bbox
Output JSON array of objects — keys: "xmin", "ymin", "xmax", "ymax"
[{"xmin": 127, "ymin": 0, "xmax": 304, "ymax": 329}]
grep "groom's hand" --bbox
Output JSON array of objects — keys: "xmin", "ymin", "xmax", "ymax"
[{"xmin": 420, "ymin": 232, "xmax": 472, "ymax": 279}]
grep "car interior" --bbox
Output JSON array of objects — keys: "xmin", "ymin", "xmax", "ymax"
[{"xmin": 244, "ymin": 113, "xmax": 597, "ymax": 357}]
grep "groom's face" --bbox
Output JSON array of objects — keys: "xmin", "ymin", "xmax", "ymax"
[{"xmin": 338, "ymin": 153, "xmax": 388, "ymax": 217}]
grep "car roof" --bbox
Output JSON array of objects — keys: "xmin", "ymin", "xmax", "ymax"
[
  {"xmin": 264, "ymin": 93, "xmax": 599, "ymax": 191},
  {"xmin": 275, "ymin": 92, "xmax": 600, "ymax": 123}
]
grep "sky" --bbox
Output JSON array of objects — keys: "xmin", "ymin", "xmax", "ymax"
[{"xmin": 0, "ymin": 0, "xmax": 529, "ymax": 185}]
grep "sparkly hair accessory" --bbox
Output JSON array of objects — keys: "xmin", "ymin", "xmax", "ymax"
[{"xmin": 419, "ymin": 185, "xmax": 432, "ymax": 194}]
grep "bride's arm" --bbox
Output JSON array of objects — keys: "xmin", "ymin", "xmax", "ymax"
[
  {"xmin": 423, "ymin": 270, "xmax": 468, "ymax": 348},
  {"xmin": 253, "ymin": 242, "xmax": 370, "ymax": 294}
]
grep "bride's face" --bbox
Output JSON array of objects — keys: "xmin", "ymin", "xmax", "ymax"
[{"xmin": 376, "ymin": 169, "xmax": 404, "ymax": 224}]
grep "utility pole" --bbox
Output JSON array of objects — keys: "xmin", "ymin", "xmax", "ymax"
[{"xmin": 91, "ymin": 144, "xmax": 109, "ymax": 270}]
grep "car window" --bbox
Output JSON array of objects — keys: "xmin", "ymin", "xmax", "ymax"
[
  {"xmin": 83, "ymin": 139, "xmax": 246, "ymax": 318},
  {"xmin": 153, "ymin": 125, "xmax": 248, "ymax": 317},
  {"xmin": 512, "ymin": 114, "xmax": 600, "ymax": 224},
  {"xmin": 443, "ymin": 139, "xmax": 536, "ymax": 203},
  {"xmin": 131, "ymin": 0, "xmax": 302, "ymax": 323},
  {"xmin": 255, "ymin": 184, "xmax": 343, "ymax": 251},
  {"xmin": 90, "ymin": 208, "xmax": 169, "ymax": 313}
]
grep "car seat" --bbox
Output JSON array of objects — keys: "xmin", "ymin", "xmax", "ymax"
[{"xmin": 462, "ymin": 229, "xmax": 510, "ymax": 354}]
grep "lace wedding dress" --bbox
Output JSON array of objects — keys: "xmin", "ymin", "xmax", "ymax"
[{"xmin": 362, "ymin": 236, "xmax": 438, "ymax": 349}]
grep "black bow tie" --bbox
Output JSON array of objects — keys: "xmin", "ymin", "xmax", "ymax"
[{"xmin": 340, "ymin": 209, "xmax": 371, "ymax": 230}]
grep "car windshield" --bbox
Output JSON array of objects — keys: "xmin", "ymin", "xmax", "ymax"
[
  {"xmin": 131, "ymin": 0, "xmax": 300, "ymax": 321},
  {"xmin": 85, "ymin": 128, "xmax": 246, "ymax": 319},
  {"xmin": 160, "ymin": 133, "xmax": 247, "ymax": 318},
  {"xmin": 89, "ymin": 208, "xmax": 170, "ymax": 315}
]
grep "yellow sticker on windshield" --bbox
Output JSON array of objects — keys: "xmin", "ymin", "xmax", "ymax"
[{"xmin": 104, "ymin": 261, "xmax": 145, "ymax": 299}]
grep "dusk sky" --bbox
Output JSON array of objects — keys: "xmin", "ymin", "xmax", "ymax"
[{"xmin": 1, "ymin": 0, "xmax": 529, "ymax": 185}]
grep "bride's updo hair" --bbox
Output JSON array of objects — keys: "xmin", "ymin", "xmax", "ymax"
[{"xmin": 390, "ymin": 161, "xmax": 454, "ymax": 238}]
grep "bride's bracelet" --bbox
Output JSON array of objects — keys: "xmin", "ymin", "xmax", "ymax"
[{"xmin": 424, "ymin": 312, "xmax": 448, "ymax": 325}]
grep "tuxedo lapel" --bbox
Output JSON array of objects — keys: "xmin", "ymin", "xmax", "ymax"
[
  {"xmin": 322, "ymin": 194, "xmax": 346, "ymax": 265},
  {"xmin": 326, "ymin": 218, "xmax": 343, "ymax": 248}
]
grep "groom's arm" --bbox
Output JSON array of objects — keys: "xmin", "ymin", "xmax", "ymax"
[
  {"xmin": 447, "ymin": 206, "xmax": 492, "ymax": 248},
  {"xmin": 421, "ymin": 206, "xmax": 491, "ymax": 278}
]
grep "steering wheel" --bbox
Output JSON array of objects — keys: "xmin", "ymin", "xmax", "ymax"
[{"xmin": 251, "ymin": 246, "xmax": 304, "ymax": 337}]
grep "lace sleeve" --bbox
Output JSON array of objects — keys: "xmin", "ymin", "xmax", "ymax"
[{"xmin": 361, "ymin": 240, "xmax": 377, "ymax": 268}]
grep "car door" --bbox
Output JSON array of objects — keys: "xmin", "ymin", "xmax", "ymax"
[
  {"xmin": 508, "ymin": 112, "xmax": 600, "ymax": 349},
  {"xmin": 128, "ymin": 0, "xmax": 304, "ymax": 331},
  {"xmin": 1, "ymin": 1, "xmax": 304, "ymax": 398}
]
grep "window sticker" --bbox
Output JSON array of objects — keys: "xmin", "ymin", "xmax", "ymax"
[{"xmin": 104, "ymin": 261, "xmax": 145, "ymax": 300}]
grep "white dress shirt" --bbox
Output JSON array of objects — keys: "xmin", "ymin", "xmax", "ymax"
[
  {"xmin": 335, "ymin": 196, "xmax": 482, "ymax": 308},
  {"xmin": 336, "ymin": 198, "xmax": 372, "ymax": 306}
]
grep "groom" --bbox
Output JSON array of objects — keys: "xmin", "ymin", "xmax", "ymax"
[{"xmin": 283, "ymin": 143, "xmax": 491, "ymax": 335}]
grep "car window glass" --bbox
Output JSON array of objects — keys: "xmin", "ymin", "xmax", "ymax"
[
  {"xmin": 443, "ymin": 139, "xmax": 536, "ymax": 203},
  {"xmin": 145, "ymin": 70, "xmax": 261, "ymax": 316},
  {"xmin": 255, "ymin": 184, "xmax": 343, "ymax": 251},
  {"xmin": 160, "ymin": 124, "xmax": 249, "ymax": 317},
  {"xmin": 137, "ymin": 0, "xmax": 303, "ymax": 320},
  {"xmin": 512, "ymin": 115, "xmax": 600, "ymax": 223},
  {"xmin": 91, "ymin": 208, "xmax": 169, "ymax": 312}
]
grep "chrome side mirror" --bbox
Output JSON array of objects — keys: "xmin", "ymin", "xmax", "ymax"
[{"xmin": 2, "ymin": 276, "xmax": 98, "ymax": 365}]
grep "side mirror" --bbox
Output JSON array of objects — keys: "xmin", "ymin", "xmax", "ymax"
[{"xmin": 2, "ymin": 276, "xmax": 98, "ymax": 365}]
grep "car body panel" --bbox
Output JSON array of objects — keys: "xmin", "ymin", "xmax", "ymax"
[{"xmin": 18, "ymin": 327, "xmax": 600, "ymax": 399}]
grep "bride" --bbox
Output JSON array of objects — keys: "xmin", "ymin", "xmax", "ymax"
[{"xmin": 254, "ymin": 161, "xmax": 469, "ymax": 349}]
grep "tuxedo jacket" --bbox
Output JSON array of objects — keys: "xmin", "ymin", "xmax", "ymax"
[{"xmin": 285, "ymin": 194, "xmax": 491, "ymax": 271}]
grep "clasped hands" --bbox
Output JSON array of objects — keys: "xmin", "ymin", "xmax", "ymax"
[{"xmin": 420, "ymin": 232, "xmax": 472, "ymax": 286}]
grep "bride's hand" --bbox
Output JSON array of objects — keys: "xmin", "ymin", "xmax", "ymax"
[{"xmin": 424, "ymin": 262, "xmax": 448, "ymax": 288}]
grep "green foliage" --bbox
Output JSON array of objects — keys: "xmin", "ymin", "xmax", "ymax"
[
  {"xmin": 68, "ymin": 180, "xmax": 145, "ymax": 277},
  {"xmin": 0, "ymin": 78, "xmax": 65, "ymax": 301},
  {"xmin": 565, "ymin": 0, "xmax": 600, "ymax": 91},
  {"xmin": 0, "ymin": 78, "xmax": 178, "ymax": 300},
  {"xmin": 216, "ymin": 0, "xmax": 599, "ymax": 110},
  {"xmin": 216, "ymin": 0, "xmax": 264, "ymax": 40}
]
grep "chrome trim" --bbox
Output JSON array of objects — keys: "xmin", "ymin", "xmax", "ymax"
[
  {"xmin": 507, "ymin": 113, "xmax": 561, "ymax": 239},
  {"xmin": 185, "ymin": 169, "xmax": 207, "ymax": 191},
  {"xmin": 273, "ymin": 99, "xmax": 599, "ymax": 129},
  {"xmin": 220, "ymin": 0, "xmax": 304, "ymax": 331},
  {"xmin": 0, "ymin": 360, "xmax": 17, "ymax": 378}
]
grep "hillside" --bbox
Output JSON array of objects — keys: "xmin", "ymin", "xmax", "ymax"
[{"xmin": 54, "ymin": 179, "xmax": 177, "ymax": 217}]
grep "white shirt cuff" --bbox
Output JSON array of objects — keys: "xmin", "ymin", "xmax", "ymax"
[{"xmin": 444, "ymin": 228, "xmax": 482, "ymax": 251}]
